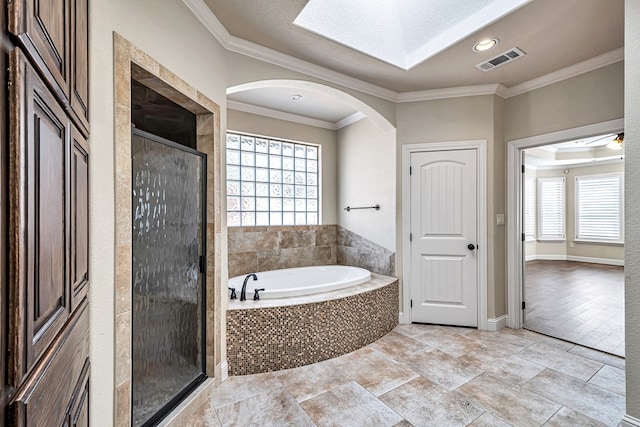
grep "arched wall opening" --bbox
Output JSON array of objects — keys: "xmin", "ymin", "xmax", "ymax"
[{"xmin": 225, "ymin": 79, "xmax": 398, "ymax": 280}]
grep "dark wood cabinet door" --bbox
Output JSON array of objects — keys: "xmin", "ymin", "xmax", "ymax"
[
  {"xmin": 71, "ymin": 126, "xmax": 89, "ymax": 311},
  {"xmin": 8, "ymin": 299, "xmax": 90, "ymax": 427},
  {"xmin": 70, "ymin": 0, "xmax": 89, "ymax": 134},
  {"xmin": 8, "ymin": 0, "xmax": 70, "ymax": 103},
  {"xmin": 8, "ymin": 48, "xmax": 72, "ymax": 385}
]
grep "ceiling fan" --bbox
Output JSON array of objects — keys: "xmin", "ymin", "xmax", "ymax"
[{"xmin": 581, "ymin": 132, "xmax": 625, "ymax": 150}]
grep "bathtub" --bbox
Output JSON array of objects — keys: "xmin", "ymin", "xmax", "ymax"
[{"xmin": 228, "ymin": 265, "xmax": 371, "ymax": 299}]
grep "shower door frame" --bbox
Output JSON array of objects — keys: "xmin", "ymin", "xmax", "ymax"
[{"xmin": 131, "ymin": 128, "xmax": 208, "ymax": 427}]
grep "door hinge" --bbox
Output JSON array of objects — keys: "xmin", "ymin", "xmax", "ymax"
[
  {"xmin": 522, "ymin": 301, "xmax": 526, "ymax": 310},
  {"xmin": 521, "ymin": 164, "xmax": 525, "ymax": 173},
  {"xmin": 521, "ymin": 233, "xmax": 525, "ymax": 242},
  {"xmin": 409, "ymin": 166, "xmax": 412, "ymax": 175},
  {"xmin": 410, "ymin": 299, "xmax": 413, "ymax": 308},
  {"xmin": 409, "ymin": 233, "xmax": 412, "ymax": 242},
  {"xmin": 199, "ymin": 255, "xmax": 205, "ymax": 273}
]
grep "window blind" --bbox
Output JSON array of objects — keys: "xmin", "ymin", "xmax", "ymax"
[
  {"xmin": 575, "ymin": 174, "xmax": 623, "ymax": 242},
  {"xmin": 524, "ymin": 178, "xmax": 535, "ymax": 240},
  {"xmin": 537, "ymin": 177, "xmax": 565, "ymax": 240}
]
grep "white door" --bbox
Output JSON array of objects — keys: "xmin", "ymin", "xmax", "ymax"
[{"xmin": 410, "ymin": 149, "xmax": 478, "ymax": 327}]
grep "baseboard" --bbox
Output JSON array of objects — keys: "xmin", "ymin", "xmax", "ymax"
[
  {"xmin": 399, "ymin": 312, "xmax": 409, "ymax": 324},
  {"xmin": 526, "ymin": 254, "xmax": 624, "ymax": 266},
  {"xmin": 487, "ymin": 315, "xmax": 507, "ymax": 331},
  {"xmin": 531, "ymin": 254, "xmax": 567, "ymax": 261},
  {"xmin": 220, "ymin": 360, "xmax": 229, "ymax": 381},
  {"xmin": 622, "ymin": 414, "xmax": 640, "ymax": 427},
  {"xmin": 567, "ymin": 255, "xmax": 624, "ymax": 266}
]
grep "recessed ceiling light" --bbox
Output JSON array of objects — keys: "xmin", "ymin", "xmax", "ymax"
[
  {"xmin": 291, "ymin": 94, "xmax": 303, "ymax": 101},
  {"xmin": 473, "ymin": 38, "xmax": 499, "ymax": 52}
]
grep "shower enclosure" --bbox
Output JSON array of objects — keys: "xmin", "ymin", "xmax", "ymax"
[{"xmin": 131, "ymin": 128, "xmax": 206, "ymax": 426}]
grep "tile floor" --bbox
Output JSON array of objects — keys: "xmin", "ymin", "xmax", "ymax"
[
  {"xmin": 186, "ymin": 324, "xmax": 626, "ymax": 426},
  {"xmin": 524, "ymin": 260, "xmax": 624, "ymax": 357}
]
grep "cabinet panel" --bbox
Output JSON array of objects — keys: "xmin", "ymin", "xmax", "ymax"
[
  {"xmin": 71, "ymin": 127, "xmax": 89, "ymax": 310},
  {"xmin": 9, "ymin": 48, "xmax": 72, "ymax": 385},
  {"xmin": 69, "ymin": 360, "xmax": 90, "ymax": 427},
  {"xmin": 70, "ymin": 0, "xmax": 89, "ymax": 133},
  {"xmin": 8, "ymin": 299, "xmax": 90, "ymax": 427},
  {"xmin": 9, "ymin": 0, "xmax": 70, "ymax": 102}
]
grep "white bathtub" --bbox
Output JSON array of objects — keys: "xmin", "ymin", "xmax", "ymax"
[{"xmin": 229, "ymin": 265, "xmax": 371, "ymax": 299}]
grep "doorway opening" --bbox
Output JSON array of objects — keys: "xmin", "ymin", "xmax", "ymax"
[{"xmin": 507, "ymin": 119, "xmax": 625, "ymax": 357}]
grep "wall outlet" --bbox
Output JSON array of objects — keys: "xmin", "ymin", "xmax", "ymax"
[
  {"xmin": 496, "ymin": 213, "xmax": 505, "ymax": 225},
  {"xmin": 570, "ymin": 242, "xmax": 575, "ymax": 248}
]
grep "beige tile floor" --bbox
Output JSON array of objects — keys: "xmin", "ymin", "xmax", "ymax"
[{"xmin": 187, "ymin": 324, "xmax": 626, "ymax": 426}]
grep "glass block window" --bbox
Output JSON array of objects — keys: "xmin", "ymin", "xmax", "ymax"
[{"xmin": 226, "ymin": 132, "xmax": 320, "ymax": 227}]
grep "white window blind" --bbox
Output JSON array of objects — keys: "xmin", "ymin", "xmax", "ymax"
[
  {"xmin": 524, "ymin": 178, "xmax": 535, "ymax": 240},
  {"xmin": 575, "ymin": 173, "xmax": 623, "ymax": 242},
  {"xmin": 537, "ymin": 177, "xmax": 565, "ymax": 240}
]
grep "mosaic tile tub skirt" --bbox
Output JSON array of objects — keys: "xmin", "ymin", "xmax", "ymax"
[{"xmin": 226, "ymin": 275, "xmax": 399, "ymax": 375}]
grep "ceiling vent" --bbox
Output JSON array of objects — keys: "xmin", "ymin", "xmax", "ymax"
[{"xmin": 475, "ymin": 47, "xmax": 525, "ymax": 72}]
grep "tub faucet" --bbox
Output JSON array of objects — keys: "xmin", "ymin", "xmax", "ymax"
[{"xmin": 240, "ymin": 273, "xmax": 257, "ymax": 301}]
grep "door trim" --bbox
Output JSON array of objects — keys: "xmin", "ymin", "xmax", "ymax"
[
  {"xmin": 506, "ymin": 118, "xmax": 624, "ymax": 329},
  {"xmin": 402, "ymin": 140, "xmax": 487, "ymax": 330}
]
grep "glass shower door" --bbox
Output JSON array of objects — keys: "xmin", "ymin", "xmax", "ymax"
[{"xmin": 131, "ymin": 129, "xmax": 206, "ymax": 426}]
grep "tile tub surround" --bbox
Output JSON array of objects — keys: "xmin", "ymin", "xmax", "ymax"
[
  {"xmin": 228, "ymin": 225, "xmax": 395, "ymax": 277},
  {"xmin": 337, "ymin": 226, "xmax": 395, "ymax": 276},
  {"xmin": 228, "ymin": 225, "xmax": 337, "ymax": 278},
  {"xmin": 226, "ymin": 275, "xmax": 398, "ymax": 375}
]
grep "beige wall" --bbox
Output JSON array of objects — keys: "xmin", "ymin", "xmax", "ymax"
[
  {"xmin": 504, "ymin": 62, "xmax": 624, "ymax": 142},
  {"xmin": 527, "ymin": 163, "xmax": 624, "ymax": 262},
  {"xmin": 89, "ymin": 0, "xmax": 228, "ymax": 424},
  {"xmin": 625, "ymin": 0, "xmax": 640, "ymax": 419},
  {"xmin": 227, "ymin": 109, "xmax": 338, "ymax": 224},
  {"xmin": 396, "ymin": 95, "xmax": 506, "ymax": 318},
  {"xmin": 337, "ymin": 119, "xmax": 396, "ymax": 251}
]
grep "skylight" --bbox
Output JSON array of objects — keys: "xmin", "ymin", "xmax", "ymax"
[{"xmin": 293, "ymin": 0, "xmax": 531, "ymax": 70}]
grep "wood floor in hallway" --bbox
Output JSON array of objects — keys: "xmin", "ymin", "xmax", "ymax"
[{"xmin": 524, "ymin": 260, "xmax": 624, "ymax": 357}]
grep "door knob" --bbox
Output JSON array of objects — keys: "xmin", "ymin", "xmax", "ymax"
[{"xmin": 468, "ymin": 243, "xmax": 476, "ymax": 250}]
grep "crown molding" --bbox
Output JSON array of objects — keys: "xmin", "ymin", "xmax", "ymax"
[
  {"xmin": 227, "ymin": 100, "xmax": 337, "ymax": 130},
  {"xmin": 505, "ymin": 47, "xmax": 624, "ymax": 98},
  {"xmin": 183, "ymin": 0, "xmax": 624, "ymax": 105},
  {"xmin": 182, "ymin": 0, "xmax": 231, "ymax": 44},
  {"xmin": 397, "ymin": 83, "xmax": 507, "ymax": 102},
  {"xmin": 336, "ymin": 112, "xmax": 366, "ymax": 129},
  {"xmin": 182, "ymin": 0, "xmax": 397, "ymax": 102}
]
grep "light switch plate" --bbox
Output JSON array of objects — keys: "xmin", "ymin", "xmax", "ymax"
[{"xmin": 496, "ymin": 213, "xmax": 505, "ymax": 225}]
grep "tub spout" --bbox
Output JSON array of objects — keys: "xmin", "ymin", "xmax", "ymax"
[{"xmin": 240, "ymin": 273, "xmax": 258, "ymax": 301}]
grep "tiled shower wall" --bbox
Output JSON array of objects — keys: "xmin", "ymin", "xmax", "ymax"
[{"xmin": 227, "ymin": 225, "xmax": 395, "ymax": 277}]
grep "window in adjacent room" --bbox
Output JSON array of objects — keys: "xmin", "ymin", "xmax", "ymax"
[
  {"xmin": 575, "ymin": 173, "xmax": 624, "ymax": 243},
  {"xmin": 524, "ymin": 177, "xmax": 536, "ymax": 241},
  {"xmin": 537, "ymin": 177, "xmax": 565, "ymax": 240},
  {"xmin": 226, "ymin": 132, "xmax": 320, "ymax": 227}
]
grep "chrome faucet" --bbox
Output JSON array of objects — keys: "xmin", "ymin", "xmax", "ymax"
[{"xmin": 240, "ymin": 273, "xmax": 257, "ymax": 301}]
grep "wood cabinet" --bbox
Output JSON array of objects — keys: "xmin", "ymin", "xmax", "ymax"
[
  {"xmin": 3, "ymin": 1, "xmax": 91, "ymax": 425},
  {"xmin": 8, "ymin": 0, "xmax": 90, "ymax": 135}
]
